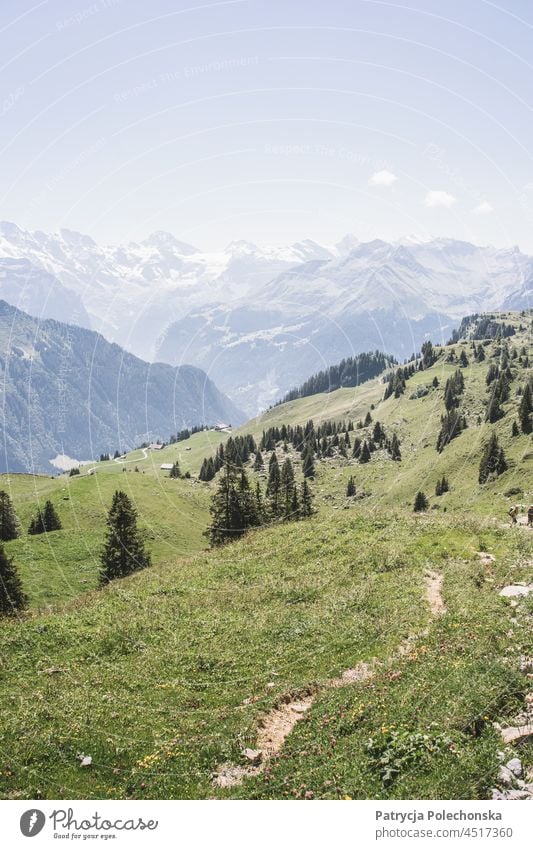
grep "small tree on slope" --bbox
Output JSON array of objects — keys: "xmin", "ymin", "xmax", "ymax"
[
  {"xmin": 0, "ymin": 544, "xmax": 27, "ymax": 615},
  {"xmin": 100, "ymin": 491, "xmax": 151, "ymax": 584},
  {"xmin": 478, "ymin": 432, "xmax": 507, "ymax": 484},
  {"xmin": 413, "ymin": 491, "xmax": 429, "ymax": 512},
  {"xmin": 0, "ymin": 491, "xmax": 19, "ymax": 541}
]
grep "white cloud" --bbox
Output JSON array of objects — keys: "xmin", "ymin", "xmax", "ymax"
[
  {"xmin": 472, "ymin": 201, "xmax": 493, "ymax": 215},
  {"xmin": 368, "ymin": 170, "xmax": 397, "ymax": 187},
  {"xmin": 424, "ymin": 190, "xmax": 457, "ymax": 208}
]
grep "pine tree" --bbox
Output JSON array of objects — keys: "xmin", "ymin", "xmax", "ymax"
[
  {"xmin": 0, "ymin": 491, "xmax": 19, "ymax": 541},
  {"xmin": 299, "ymin": 480, "xmax": 314, "ymax": 517},
  {"xmin": 43, "ymin": 500, "xmax": 62, "ymax": 531},
  {"xmin": 364, "ymin": 411, "xmax": 373, "ymax": 427},
  {"xmin": 413, "ymin": 491, "xmax": 429, "ymax": 512},
  {"xmin": 478, "ymin": 433, "xmax": 507, "ymax": 484},
  {"xmin": 254, "ymin": 481, "xmax": 264, "ymax": 523},
  {"xmin": 346, "ymin": 476, "xmax": 356, "ymax": 497},
  {"xmin": 28, "ymin": 500, "xmax": 62, "ymax": 535},
  {"xmin": 301, "ymin": 445, "xmax": 315, "ymax": 478},
  {"xmin": 169, "ymin": 460, "xmax": 181, "ymax": 478},
  {"xmin": 435, "ymin": 479, "xmax": 442, "ymax": 496},
  {"xmin": 486, "ymin": 394, "xmax": 504, "ymax": 423},
  {"xmin": 266, "ymin": 453, "xmax": 282, "ymax": 516},
  {"xmin": 100, "ymin": 491, "xmax": 151, "ymax": 583},
  {"xmin": 0, "ymin": 544, "xmax": 27, "ymax": 615},
  {"xmin": 280, "ymin": 458, "xmax": 296, "ymax": 519},
  {"xmin": 253, "ymin": 450, "xmax": 264, "ymax": 471},
  {"xmin": 389, "ymin": 433, "xmax": 401, "ymax": 461},
  {"xmin": 459, "ymin": 350, "xmax": 469, "ymax": 368},
  {"xmin": 519, "ymin": 383, "xmax": 532, "ymax": 433},
  {"xmin": 359, "ymin": 441, "xmax": 371, "ymax": 463},
  {"xmin": 511, "ymin": 420, "xmax": 519, "ymax": 437},
  {"xmin": 238, "ymin": 469, "xmax": 260, "ymax": 528}
]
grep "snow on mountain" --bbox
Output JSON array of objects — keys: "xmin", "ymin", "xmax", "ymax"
[
  {"xmin": 0, "ymin": 221, "xmax": 530, "ymax": 414},
  {"xmin": 0, "ymin": 222, "xmax": 335, "ymax": 360}
]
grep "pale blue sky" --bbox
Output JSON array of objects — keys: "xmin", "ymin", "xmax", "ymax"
[{"xmin": 1, "ymin": 0, "xmax": 533, "ymax": 250}]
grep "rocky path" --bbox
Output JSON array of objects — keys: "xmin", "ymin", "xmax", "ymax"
[{"xmin": 214, "ymin": 572, "xmax": 444, "ymax": 788}]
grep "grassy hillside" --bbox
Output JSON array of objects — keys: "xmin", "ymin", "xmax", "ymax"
[
  {"xmin": 0, "ymin": 310, "xmax": 531, "ymax": 801},
  {"xmin": 0, "ymin": 512, "xmax": 531, "ymax": 800},
  {"xmin": 0, "ymin": 429, "xmax": 229, "ymax": 608},
  {"xmin": 232, "ymin": 311, "xmax": 532, "ymax": 521}
]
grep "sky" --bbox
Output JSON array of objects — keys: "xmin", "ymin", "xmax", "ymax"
[{"xmin": 1, "ymin": 0, "xmax": 533, "ymax": 251}]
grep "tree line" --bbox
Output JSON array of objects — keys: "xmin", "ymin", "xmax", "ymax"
[{"xmin": 278, "ymin": 351, "xmax": 396, "ymax": 405}]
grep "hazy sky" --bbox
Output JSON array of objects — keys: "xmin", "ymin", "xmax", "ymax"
[{"xmin": 1, "ymin": 0, "xmax": 533, "ymax": 251}]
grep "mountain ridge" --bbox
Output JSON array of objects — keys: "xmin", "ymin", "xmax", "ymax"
[{"xmin": 0, "ymin": 299, "xmax": 244, "ymax": 473}]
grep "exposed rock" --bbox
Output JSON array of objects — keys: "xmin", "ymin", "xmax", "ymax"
[
  {"xmin": 242, "ymin": 748, "xmax": 262, "ymax": 765},
  {"xmin": 499, "ymin": 584, "xmax": 533, "ymax": 598},
  {"xmin": 478, "ymin": 552, "xmax": 496, "ymax": 565},
  {"xmin": 500, "ymin": 724, "xmax": 533, "ymax": 744},
  {"xmin": 497, "ymin": 766, "xmax": 514, "ymax": 786},
  {"xmin": 506, "ymin": 758, "xmax": 522, "ymax": 778}
]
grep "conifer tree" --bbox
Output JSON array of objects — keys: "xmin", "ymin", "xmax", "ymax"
[
  {"xmin": 43, "ymin": 501, "xmax": 62, "ymax": 531},
  {"xmin": 299, "ymin": 480, "xmax": 314, "ymax": 517},
  {"xmin": 0, "ymin": 491, "xmax": 19, "ymax": 541},
  {"xmin": 364, "ymin": 411, "xmax": 373, "ymax": 427},
  {"xmin": 0, "ymin": 544, "xmax": 27, "ymax": 615},
  {"xmin": 100, "ymin": 491, "xmax": 151, "ymax": 583},
  {"xmin": 413, "ymin": 491, "xmax": 429, "ymax": 512},
  {"xmin": 352, "ymin": 437, "xmax": 362, "ymax": 459},
  {"xmin": 511, "ymin": 420, "xmax": 519, "ymax": 437},
  {"xmin": 519, "ymin": 382, "xmax": 532, "ymax": 433},
  {"xmin": 280, "ymin": 458, "xmax": 296, "ymax": 519},
  {"xmin": 346, "ymin": 476, "xmax": 356, "ymax": 497},
  {"xmin": 301, "ymin": 445, "xmax": 315, "ymax": 478},
  {"xmin": 478, "ymin": 433, "xmax": 507, "ymax": 484},
  {"xmin": 28, "ymin": 500, "xmax": 62, "ymax": 535},
  {"xmin": 253, "ymin": 450, "xmax": 264, "ymax": 471},
  {"xmin": 459, "ymin": 350, "xmax": 469, "ymax": 368},
  {"xmin": 389, "ymin": 433, "xmax": 401, "ymax": 461},
  {"xmin": 359, "ymin": 441, "xmax": 371, "ymax": 463},
  {"xmin": 169, "ymin": 460, "xmax": 181, "ymax": 478},
  {"xmin": 266, "ymin": 453, "xmax": 281, "ymax": 517}
]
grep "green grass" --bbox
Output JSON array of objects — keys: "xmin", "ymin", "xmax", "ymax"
[
  {"xmin": 0, "ymin": 311, "xmax": 531, "ymax": 800},
  {"xmin": 0, "ymin": 428, "xmax": 228, "ymax": 608},
  {"xmin": 0, "ymin": 513, "xmax": 530, "ymax": 800}
]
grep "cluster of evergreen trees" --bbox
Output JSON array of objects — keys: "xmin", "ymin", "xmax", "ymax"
[
  {"xmin": 0, "ymin": 492, "xmax": 66, "ymax": 614},
  {"xmin": 207, "ymin": 457, "xmax": 313, "ymax": 546},
  {"xmin": 436, "ymin": 410, "xmax": 467, "ymax": 453},
  {"xmin": 278, "ymin": 351, "xmax": 395, "ymax": 404},
  {"xmin": 449, "ymin": 314, "xmax": 516, "ymax": 343},
  {"xmin": 518, "ymin": 377, "xmax": 533, "ymax": 434},
  {"xmin": 436, "ymin": 368, "xmax": 468, "ymax": 452},
  {"xmin": 485, "ymin": 352, "xmax": 513, "ymax": 422},
  {"xmin": 199, "ymin": 434, "xmax": 257, "ymax": 481},
  {"xmin": 435, "ymin": 476, "xmax": 449, "ymax": 496},
  {"xmin": 478, "ymin": 433, "xmax": 507, "ymax": 484},
  {"xmin": 382, "ymin": 347, "xmax": 438, "ymax": 400},
  {"xmin": 169, "ymin": 424, "xmax": 208, "ymax": 444},
  {"xmin": 383, "ymin": 367, "xmax": 410, "ymax": 400},
  {"xmin": 28, "ymin": 500, "xmax": 62, "ymax": 535},
  {"xmin": 444, "ymin": 370, "xmax": 465, "ymax": 410}
]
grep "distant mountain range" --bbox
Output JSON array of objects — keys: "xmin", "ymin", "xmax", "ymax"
[
  {"xmin": 0, "ymin": 222, "xmax": 531, "ymax": 414},
  {"xmin": 0, "ymin": 300, "xmax": 243, "ymax": 473}
]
